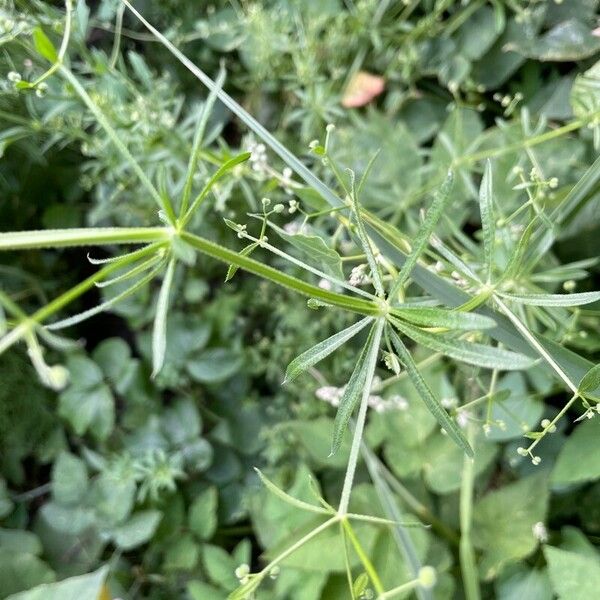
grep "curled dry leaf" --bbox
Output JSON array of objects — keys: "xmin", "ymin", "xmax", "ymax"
[{"xmin": 342, "ymin": 71, "xmax": 385, "ymax": 108}]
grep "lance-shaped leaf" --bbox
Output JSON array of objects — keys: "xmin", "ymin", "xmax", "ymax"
[
  {"xmin": 389, "ymin": 316, "xmax": 534, "ymax": 371},
  {"xmin": 392, "ymin": 306, "xmax": 496, "ymax": 330},
  {"xmin": 254, "ymin": 468, "xmax": 331, "ymax": 515},
  {"xmin": 578, "ymin": 364, "xmax": 600, "ymax": 401},
  {"xmin": 180, "ymin": 67, "xmax": 226, "ymax": 216},
  {"xmin": 152, "ymin": 258, "xmax": 176, "ymax": 377},
  {"xmin": 331, "ymin": 324, "xmax": 378, "ymax": 455},
  {"xmin": 95, "ymin": 254, "xmax": 162, "ymax": 288},
  {"xmin": 33, "ymin": 26, "xmax": 58, "ymax": 62},
  {"xmin": 180, "ymin": 152, "xmax": 251, "ymax": 226},
  {"xmin": 349, "ymin": 169, "xmax": 385, "ymax": 296},
  {"xmin": 388, "ymin": 328, "xmax": 473, "ymax": 456},
  {"xmin": 284, "ymin": 316, "xmax": 373, "ymax": 383},
  {"xmin": 47, "ymin": 265, "xmax": 163, "ymax": 330},
  {"xmin": 225, "ymin": 242, "xmax": 258, "ymax": 282},
  {"xmin": 501, "ymin": 216, "xmax": 538, "ymax": 282},
  {"xmin": 479, "ymin": 159, "xmax": 495, "ymax": 282},
  {"xmin": 498, "ymin": 291, "xmax": 600, "ymax": 307},
  {"xmin": 389, "ymin": 170, "xmax": 454, "ymax": 298}
]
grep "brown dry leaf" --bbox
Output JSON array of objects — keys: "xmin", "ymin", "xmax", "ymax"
[{"xmin": 341, "ymin": 71, "xmax": 385, "ymax": 108}]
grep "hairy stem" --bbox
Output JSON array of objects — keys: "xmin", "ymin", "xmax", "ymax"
[
  {"xmin": 338, "ymin": 319, "xmax": 384, "ymax": 514},
  {"xmin": 495, "ymin": 297, "xmax": 578, "ymax": 393},
  {"xmin": 459, "ymin": 424, "xmax": 480, "ymax": 600}
]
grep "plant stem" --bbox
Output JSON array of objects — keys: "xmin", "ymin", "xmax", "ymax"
[
  {"xmin": 456, "ymin": 114, "xmax": 600, "ymax": 166},
  {"xmin": 526, "ymin": 393, "xmax": 579, "ymax": 455},
  {"xmin": 378, "ymin": 579, "xmax": 420, "ymax": 600},
  {"xmin": 362, "ymin": 446, "xmax": 431, "ymax": 600},
  {"xmin": 257, "ymin": 517, "xmax": 338, "ymax": 577},
  {"xmin": 238, "ymin": 227, "xmax": 376, "ymax": 300},
  {"xmin": 58, "ymin": 66, "xmax": 173, "ymax": 221},
  {"xmin": 495, "ymin": 297, "xmax": 578, "ymax": 393},
  {"xmin": 378, "ymin": 460, "xmax": 460, "ymax": 546},
  {"xmin": 342, "ymin": 517, "xmax": 385, "ymax": 595},
  {"xmin": 338, "ymin": 319, "xmax": 384, "ymax": 515},
  {"xmin": 340, "ymin": 523, "xmax": 357, "ymax": 600},
  {"xmin": 180, "ymin": 231, "xmax": 380, "ymax": 316},
  {"xmin": 459, "ymin": 424, "xmax": 480, "ymax": 600},
  {"xmin": 0, "ymin": 227, "xmax": 168, "ymax": 250}
]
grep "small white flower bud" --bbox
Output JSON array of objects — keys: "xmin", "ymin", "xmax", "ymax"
[{"xmin": 418, "ymin": 566, "xmax": 437, "ymax": 589}]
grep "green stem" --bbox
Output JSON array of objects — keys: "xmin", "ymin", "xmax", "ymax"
[
  {"xmin": 456, "ymin": 114, "xmax": 599, "ymax": 166},
  {"xmin": 342, "ymin": 518, "xmax": 385, "ymax": 596},
  {"xmin": 340, "ymin": 524, "xmax": 357, "ymax": 600},
  {"xmin": 58, "ymin": 66, "xmax": 174, "ymax": 221},
  {"xmin": 378, "ymin": 461, "xmax": 459, "ymax": 546},
  {"xmin": 29, "ymin": 0, "xmax": 73, "ymax": 88},
  {"xmin": 338, "ymin": 319, "xmax": 385, "ymax": 514},
  {"xmin": 361, "ymin": 443, "xmax": 431, "ymax": 600},
  {"xmin": 459, "ymin": 424, "xmax": 480, "ymax": 600},
  {"xmin": 180, "ymin": 231, "xmax": 380, "ymax": 316},
  {"xmin": 495, "ymin": 297, "xmax": 578, "ymax": 393},
  {"xmin": 257, "ymin": 517, "xmax": 338, "ymax": 577},
  {"xmin": 0, "ymin": 227, "xmax": 168, "ymax": 250},
  {"xmin": 379, "ymin": 578, "xmax": 420, "ymax": 600}
]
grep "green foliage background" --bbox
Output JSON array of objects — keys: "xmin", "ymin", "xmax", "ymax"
[{"xmin": 1, "ymin": 1, "xmax": 600, "ymax": 599}]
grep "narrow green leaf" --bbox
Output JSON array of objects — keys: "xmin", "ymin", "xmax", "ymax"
[
  {"xmin": 349, "ymin": 170, "xmax": 385, "ymax": 296},
  {"xmin": 389, "ymin": 171, "xmax": 455, "ymax": 298},
  {"xmin": 578, "ymin": 364, "xmax": 600, "ymax": 400},
  {"xmin": 353, "ymin": 573, "xmax": 369, "ymax": 597},
  {"xmin": 87, "ymin": 242, "xmax": 165, "ymax": 265},
  {"xmin": 33, "ymin": 27, "xmax": 58, "ymax": 62},
  {"xmin": 254, "ymin": 469, "xmax": 331, "ymax": 515},
  {"xmin": 47, "ymin": 265, "xmax": 162, "ymax": 330},
  {"xmin": 270, "ymin": 222, "xmax": 344, "ymax": 280},
  {"xmin": 479, "ymin": 160, "xmax": 495, "ymax": 282},
  {"xmin": 388, "ymin": 328, "xmax": 473, "ymax": 456},
  {"xmin": 284, "ymin": 316, "xmax": 373, "ymax": 383},
  {"xmin": 181, "ymin": 152, "xmax": 251, "ymax": 226},
  {"xmin": 499, "ymin": 291, "xmax": 600, "ymax": 307},
  {"xmin": 181, "ymin": 231, "xmax": 379, "ymax": 316},
  {"xmin": 331, "ymin": 324, "xmax": 378, "ymax": 455},
  {"xmin": 392, "ymin": 306, "xmax": 496, "ymax": 330},
  {"xmin": 225, "ymin": 242, "xmax": 258, "ymax": 282},
  {"xmin": 95, "ymin": 254, "xmax": 162, "ymax": 288},
  {"xmin": 501, "ymin": 216, "xmax": 538, "ymax": 282},
  {"xmin": 157, "ymin": 167, "xmax": 177, "ymax": 226},
  {"xmin": 59, "ymin": 66, "xmax": 168, "ymax": 216},
  {"xmin": 389, "ymin": 316, "xmax": 534, "ymax": 371},
  {"xmin": 356, "ymin": 149, "xmax": 382, "ymax": 199},
  {"xmin": 180, "ymin": 67, "xmax": 226, "ymax": 217},
  {"xmin": 152, "ymin": 258, "xmax": 176, "ymax": 377}
]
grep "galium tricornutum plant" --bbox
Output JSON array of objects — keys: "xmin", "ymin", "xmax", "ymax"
[{"xmin": 2, "ymin": 2, "xmax": 600, "ymax": 598}]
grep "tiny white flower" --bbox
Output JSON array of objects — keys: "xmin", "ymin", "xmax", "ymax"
[
  {"xmin": 532, "ymin": 521, "xmax": 548, "ymax": 543},
  {"xmin": 316, "ymin": 386, "xmax": 342, "ymax": 407},
  {"xmin": 456, "ymin": 411, "xmax": 469, "ymax": 428}
]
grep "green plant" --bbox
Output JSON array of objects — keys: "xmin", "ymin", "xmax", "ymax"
[{"xmin": 2, "ymin": 1, "xmax": 600, "ymax": 599}]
